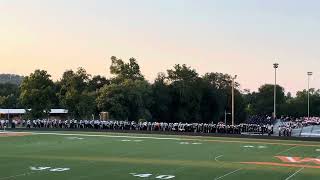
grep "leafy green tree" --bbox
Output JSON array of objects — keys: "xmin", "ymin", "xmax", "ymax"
[
  {"xmin": 198, "ymin": 79, "xmax": 223, "ymax": 123},
  {"xmin": 88, "ymin": 75, "xmax": 110, "ymax": 92},
  {"xmin": 58, "ymin": 68, "xmax": 94, "ymax": 119},
  {"xmin": 250, "ymin": 84, "xmax": 286, "ymax": 116},
  {"xmin": 0, "ymin": 83, "xmax": 20, "ymax": 108},
  {"xmin": 110, "ymin": 56, "xmax": 144, "ymax": 83},
  {"xmin": 97, "ymin": 57, "xmax": 152, "ymax": 121},
  {"xmin": 167, "ymin": 64, "xmax": 202, "ymax": 122},
  {"xmin": 202, "ymin": 72, "xmax": 246, "ymax": 124},
  {"xmin": 282, "ymin": 89, "xmax": 320, "ymax": 117},
  {"xmin": 151, "ymin": 73, "xmax": 171, "ymax": 122},
  {"xmin": 97, "ymin": 83, "xmax": 128, "ymax": 120},
  {"xmin": 97, "ymin": 80, "xmax": 152, "ymax": 121},
  {"xmin": 243, "ymin": 90, "xmax": 257, "ymax": 116},
  {"xmin": 0, "ymin": 74, "xmax": 24, "ymax": 85},
  {"xmin": 19, "ymin": 70, "xmax": 56, "ymax": 118}
]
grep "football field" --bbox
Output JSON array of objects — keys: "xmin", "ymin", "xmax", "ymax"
[{"xmin": 1, "ymin": 131, "xmax": 320, "ymax": 180}]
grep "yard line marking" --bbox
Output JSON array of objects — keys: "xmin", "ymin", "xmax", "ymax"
[
  {"xmin": 284, "ymin": 167, "xmax": 304, "ymax": 180},
  {"xmin": 214, "ymin": 168, "xmax": 242, "ymax": 180},
  {"xmin": 0, "ymin": 172, "xmax": 36, "ymax": 180},
  {"xmin": 214, "ymin": 155, "xmax": 223, "ymax": 162},
  {"xmin": 276, "ymin": 146, "xmax": 299, "ymax": 155},
  {"xmin": 19, "ymin": 131, "xmax": 320, "ymax": 147}
]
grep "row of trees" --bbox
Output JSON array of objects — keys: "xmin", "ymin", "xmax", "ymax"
[
  {"xmin": 0, "ymin": 56, "xmax": 319, "ymax": 123},
  {"xmin": 0, "ymin": 74, "xmax": 23, "ymax": 85}
]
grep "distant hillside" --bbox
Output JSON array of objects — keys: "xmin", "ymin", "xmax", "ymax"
[{"xmin": 0, "ymin": 74, "xmax": 24, "ymax": 85}]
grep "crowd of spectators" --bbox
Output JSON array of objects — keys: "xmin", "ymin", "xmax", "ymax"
[{"xmin": 245, "ymin": 115, "xmax": 274, "ymax": 125}]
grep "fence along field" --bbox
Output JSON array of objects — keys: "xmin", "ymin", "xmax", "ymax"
[{"xmin": 0, "ymin": 131, "xmax": 320, "ymax": 180}]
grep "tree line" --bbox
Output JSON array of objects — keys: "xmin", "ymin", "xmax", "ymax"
[
  {"xmin": 0, "ymin": 74, "xmax": 23, "ymax": 85},
  {"xmin": 0, "ymin": 57, "xmax": 319, "ymax": 123}
]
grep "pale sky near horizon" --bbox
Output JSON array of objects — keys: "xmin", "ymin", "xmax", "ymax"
[{"xmin": 1, "ymin": 0, "xmax": 320, "ymax": 94}]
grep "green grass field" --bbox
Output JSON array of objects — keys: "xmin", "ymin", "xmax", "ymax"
[{"xmin": 1, "ymin": 131, "xmax": 320, "ymax": 180}]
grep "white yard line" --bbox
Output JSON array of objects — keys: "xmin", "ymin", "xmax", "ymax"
[
  {"xmin": 214, "ymin": 155, "xmax": 224, "ymax": 162},
  {"xmin": 214, "ymin": 168, "xmax": 242, "ymax": 180},
  {"xmin": 284, "ymin": 167, "xmax": 305, "ymax": 180}
]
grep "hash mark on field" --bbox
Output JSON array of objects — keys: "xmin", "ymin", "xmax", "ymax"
[
  {"xmin": 214, "ymin": 168, "xmax": 242, "ymax": 180},
  {"xmin": 121, "ymin": 139, "xmax": 143, "ymax": 142},
  {"xmin": 179, "ymin": 142, "xmax": 202, "ymax": 145},
  {"xmin": 243, "ymin": 145, "xmax": 254, "ymax": 148}
]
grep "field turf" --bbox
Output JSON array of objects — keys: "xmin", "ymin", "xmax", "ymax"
[{"xmin": 1, "ymin": 131, "xmax": 320, "ymax": 180}]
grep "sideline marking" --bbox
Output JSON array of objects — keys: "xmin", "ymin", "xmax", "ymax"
[
  {"xmin": 121, "ymin": 139, "xmax": 143, "ymax": 142},
  {"xmin": 66, "ymin": 137, "xmax": 84, "ymax": 140},
  {"xmin": 214, "ymin": 168, "xmax": 242, "ymax": 180},
  {"xmin": 179, "ymin": 142, "xmax": 202, "ymax": 145},
  {"xmin": 21, "ymin": 131, "xmax": 320, "ymax": 147}
]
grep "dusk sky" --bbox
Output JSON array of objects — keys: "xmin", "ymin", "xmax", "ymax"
[{"xmin": 1, "ymin": 0, "xmax": 320, "ymax": 94}]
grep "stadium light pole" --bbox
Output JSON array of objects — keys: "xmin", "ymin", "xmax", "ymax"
[
  {"xmin": 273, "ymin": 63, "xmax": 279, "ymax": 120},
  {"xmin": 307, "ymin": 72, "xmax": 313, "ymax": 120},
  {"xmin": 231, "ymin": 75, "xmax": 237, "ymax": 126}
]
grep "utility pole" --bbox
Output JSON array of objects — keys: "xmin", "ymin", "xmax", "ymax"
[
  {"xmin": 232, "ymin": 75, "xmax": 237, "ymax": 126},
  {"xmin": 224, "ymin": 110, "xmax": 231, "ymax": 125},
  {"xmin": 307, "ymin": 72, "xmax": 313, "ymax": 120},
  {"xmin": 273, "ymin": 63, "xmax": 279, "ymax": 119}
]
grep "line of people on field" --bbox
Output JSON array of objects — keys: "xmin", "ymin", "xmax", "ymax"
[{"xmin": 1, "ymin": 119, "xmax": 274, "ymax": 135}]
